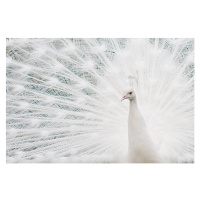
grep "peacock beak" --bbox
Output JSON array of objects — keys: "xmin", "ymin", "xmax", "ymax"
[{"xmin": 121, "ymin": 96, "xmax": 127, "ymax": 102}]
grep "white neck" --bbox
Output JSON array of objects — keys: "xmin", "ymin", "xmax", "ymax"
[
  {"xmin": 128, "ymin": 99, "xmax": 161, "ymax": 163},
  {"xmin": 128, "ymin": 99, "xmax": 146, "ymax": 145}
]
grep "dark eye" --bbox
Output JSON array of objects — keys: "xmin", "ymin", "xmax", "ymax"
[{"xmin": 129, "ymin": 92, "xmax": 132, "ymax": 95}]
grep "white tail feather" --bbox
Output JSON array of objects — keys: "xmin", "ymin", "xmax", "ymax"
[{"xmin": 6, "ymin": 38, "xmax": 194, "ymax": 163}]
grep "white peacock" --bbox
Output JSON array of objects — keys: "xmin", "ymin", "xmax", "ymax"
[{"xmin": 6, "ymin": 38, "xmax": 194, "ymax": 163}]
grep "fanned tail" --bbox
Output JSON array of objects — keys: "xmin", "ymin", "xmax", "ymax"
[{"xmin": 6, "ymin": 38, "xmax": 194, "ymax": 163}]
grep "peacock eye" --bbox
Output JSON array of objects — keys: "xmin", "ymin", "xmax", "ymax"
[{"xmin": 129, "ymin": 92, "xmax": 132, "ymax": 95}]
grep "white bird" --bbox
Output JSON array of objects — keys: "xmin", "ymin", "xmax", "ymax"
[
  {"xmin": 6, "ymin": 38, "xmax": 194, "ymax": 163},
  {"xmin": 122, "ymin": 89, "xmax": 163, "ymax": 163}
]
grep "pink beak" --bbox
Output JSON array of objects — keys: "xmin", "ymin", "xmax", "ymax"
[{"xmin": 121, "ymin": 96, "xmax": 127, "ymax": 102}]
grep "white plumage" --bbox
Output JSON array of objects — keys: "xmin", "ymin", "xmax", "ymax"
[
  {"xmin": 6, "ymin": 38, "xmax": 194, "ymax": 163},
  {"xmin": 122, "ymin": 89, "xmax": 162, "ymax": 163}
]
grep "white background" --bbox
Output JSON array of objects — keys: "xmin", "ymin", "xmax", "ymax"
[{"xmin": 1, "ymin": 1, "xmax": 199, "ymax": 200}]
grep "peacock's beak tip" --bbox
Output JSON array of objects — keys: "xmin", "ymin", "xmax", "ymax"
[{"xmin": 121, "ymin": 96, "xmax": 127, "ymax": 102}]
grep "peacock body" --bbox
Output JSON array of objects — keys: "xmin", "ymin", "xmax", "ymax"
[{"xmin": 6, "ymin": 38, "xmax": 194, "ymax": 163}]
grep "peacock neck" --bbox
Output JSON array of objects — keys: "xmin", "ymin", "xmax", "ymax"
[
  {"xmin": 128, "ymin": 99, "xmax": 162, "ymax": 163},
  {"xmin": 128, "ymin": 98, "xmax": 146, "ymax": 143},
  {"xmin": 128, "ymin": 99, "xmax": 142, "ymax": 121},
  {"xmin": 129, "ymin": 98, "xmax": 137, "ymax": 109}
]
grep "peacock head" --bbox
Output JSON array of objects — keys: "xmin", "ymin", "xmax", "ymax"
[{"xmin": 121, "ymin": 89, "xmax": 136, "ymax": 101}]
